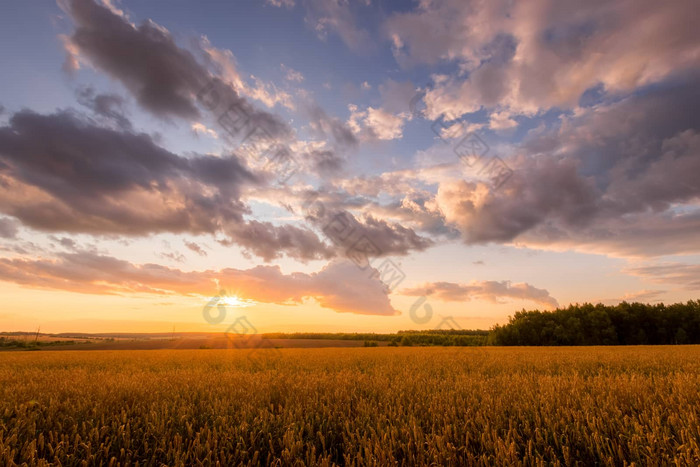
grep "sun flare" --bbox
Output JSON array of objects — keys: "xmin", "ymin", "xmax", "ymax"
[{"xmin": 219, "ymin": 294, "xmax": 256, "ymax": 308}]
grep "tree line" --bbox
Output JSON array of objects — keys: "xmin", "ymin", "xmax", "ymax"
[
  {"xmin": 262, "ymin": 330, "xmax": 488, "ymax": 346},
  {"xmin": 489, "ymin": 301, "xmax": 700, "ymax": 346}
]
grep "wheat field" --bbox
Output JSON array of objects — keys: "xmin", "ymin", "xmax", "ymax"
[{"xmin": 1, "ymin": 346, "xmax": 699, "ymax": 466}]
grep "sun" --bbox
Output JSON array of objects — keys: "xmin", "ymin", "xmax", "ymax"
[{"xmin": 220, "ymin": 294, "xmax": 256, "ymax": 308}]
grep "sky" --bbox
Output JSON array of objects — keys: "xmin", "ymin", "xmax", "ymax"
[{"xmin": 0, "ymin": 0, "xmax": 699, "ymax": 334}]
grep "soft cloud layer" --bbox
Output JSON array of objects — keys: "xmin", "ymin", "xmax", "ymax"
[
  {"xmin": 624, "ymin": 263, "xmax": 700, "ymax": 291},
  {"xmin": 402, "ymin": 280, "xmax": 559, "ymax": 308},
  {"xmin": 599, "ymin": 289, "xmax": 666, "ymax": 306},
  {"xmin": 0, "ymin": 251, "xmax": 397, "ymax": 315}
]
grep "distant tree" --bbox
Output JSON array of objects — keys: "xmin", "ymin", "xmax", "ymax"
[
  {"xmin": 675, "ymin": 328, "xmax": 689, "ymax": 345},
  {"xmin": 489, "ymin": 301, "xmax": 700, "ymax": 346}
]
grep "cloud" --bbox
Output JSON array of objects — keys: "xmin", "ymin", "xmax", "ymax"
[
  {"xmin": 266, "ymin": 0, "xmax": 295, "ymax": 8},
  {"xmin": 304, "ymin": 0, "xmax": 373, "ymax": 53},
  {"xmin": 59, "ymin": 33, "xmax": 81, "ymax": 72},
  {"xmin": 190, "ymin": 122, "xmax": 218, "ymax": 139},
  {"xmin": 623, "ymin": 263, "xmax": 700, "ymax": 290},
  {"xmin": 57, "ymin": 0, "xmax": 349, "ymax": 181},
  {"xmin": 0, "ymin": 109, "xmax": 250, "ymax": 232},
  {"xmin": 282, "ymin": 139, "xmax": 346, "ymax": 177},
  {"xmin": 402, "ymin": 280, "xmax": 559, "ymax": 308},
  {"xmin": 158, "ymin": 251, "xmax": 185, "ymax": 263},
  {"xmin": 224, "ymin": 220, "xmax": 334, "ymax": 262},
  {"xmin": 249, "ymin": 182, "xmax": 440, "ymax": 259},
  {"xmin": 433, "ymin": 73, "xmax": 700, "ymax": 257},
  {"xmin": 0, "ymin": 109, "xmax": 333, "ymax": 261},
  {"xmin": 598, "ymin": 289, "xmax": 667, "ymax": 305},
  {"xmin": 0, "ymin": 251, "xmax": 398, "ymax": 315},
  {"xmin": 276, "ymin": 167, "xmax": 457, "ymax": 239},
  {"xmin": 310, "ymin": 260, "xmax": 397, "ymax": 316},
  {"xmin": 305, "ymin": 104, "xmax": 358, "ymax": 149},
  {"xmin": 47, "ymin": 0, "xmax": 700, "ymax": 266},
  {"xmin": 61, "ymin": 0, "xmax": 203, "ymax": 118},
  {"xmin": 620, "ymin": 290, "xmax": 666, "ymax": 302},
  {"xmin": 281, "ymin": 64, "xmax": 304, "ymax": 83},
  {"xmin": 488, "ymin": 110, "xmax": 517, "ymax": 130},
  {"xmin": 301, "ymin": 191, "xmax": 434, "ymax": 257},
  {"xmin": 348, "ymin": 105, "xmax": 405, "ymax": 141},
  {"xmin": 200, "ymin": 37, "xmax": 295, "ymax": 110},
  {"xmin": 274, "ymin": 73, "xmax": 700, "ymax": 260},
  {"xmin": 51, "ymin": 236, "xmax": 79, "ymax": 250},
  {"xmin": 0, "ymin": 217, "xmax": 19, "ymax": 239},
  {"xmin": 436, "ymin": 158, "xmax": 598, "ymax": 244},
  {"xmin": 75, "ymin": 86, "xmax": 131, "ymax": 130},
  {"xmin": 305, "ymin": 149, "xmax": 344, "ymax": 176},
  {"xmin": 378, "ymin": 79, "xmax": 417, "ymax": 115},
  {"xmin": 60, "ymin": 0, "xmax": 292, "ymax": 136},
  {"xmin": 386, "ymin": 0, "xmax": 700, "ymax": 118},
  {"xmin": 184, "ymin": 240, "xmax": 207, "ymax": 257}
]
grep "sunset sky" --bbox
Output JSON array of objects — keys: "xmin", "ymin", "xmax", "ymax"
[{"xmin": 1, "ymin": 0, "xmax": 699, "ymax": 333}]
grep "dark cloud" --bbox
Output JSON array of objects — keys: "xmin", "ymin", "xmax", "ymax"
[
  {"xmin": 437, "ymin": 73, "xmax": 700, "ymax": 256},
  {"xmin": 184, "ymin": 240, "xmax": 207, "ymax": 257},
  {"xmin": 159, "ymin": 251, "xmax": 185, "ymax": 263},
  {"xmin": 76, "ymin": 86, "xmax": 131, "ymax": 130},
  {"xmin": 0, "ymin": 110, "xmax": 193, "ymax": 204},
  {"xmin": 402, "ymin": 280, "xmax": 559, "ymax": 308},
  {"xmin": 246, "ymin": 185, "xmax": 439, "ymax": 260},
  {"xmin": 0, "ymin": 109, "xmax": 333, "ymax": 261},
  {"xmin": 305, "ymin": 149, "xmax": 344, "ymax": 176},
  {"xmin": 63, "ymin": 0, "xmax": 202, "ymax": 118},
  {"xmin": 61, "ymin": 0, "xmax": 291, "ymax": 140},
  {"xmin": 302, "ymin": 195, "xmax": 434, "ymax": 258},
  {"xmin": 305, "ymin": 104, "xmax": 358, "ymax": 149},
  {"xmin": 51, "ymin": 236, "xmax": 78, "ymax": 250},
  {"xmin": 438, "ymin": 157, "xmax": 599, "ymax": 244},
  {"xmin": 225, "ymin": 220, "xmax": 335, "ymax": 262},
  {"xmin": 60, "ymin": 0, "xmax": 361, "ymax": 185}
]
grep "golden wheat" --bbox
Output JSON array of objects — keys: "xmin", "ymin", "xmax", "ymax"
[{"xmin": 1, "ymin": 346, "xmax": 699, "ymax": 466}]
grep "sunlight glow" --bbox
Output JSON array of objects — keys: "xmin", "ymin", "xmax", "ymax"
[{"xmin": 220, "ymin": 295, "xmax": 256, "ymax": 308}]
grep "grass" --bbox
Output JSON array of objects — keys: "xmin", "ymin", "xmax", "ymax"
[{"xmin": 1, "ymin": 346, "xmax": 699, "ymax": 465}]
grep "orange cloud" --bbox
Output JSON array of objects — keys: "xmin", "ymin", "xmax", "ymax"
[{"xmin": 0, "ymin": 252, "xmax": 398, "ymax": 316}]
